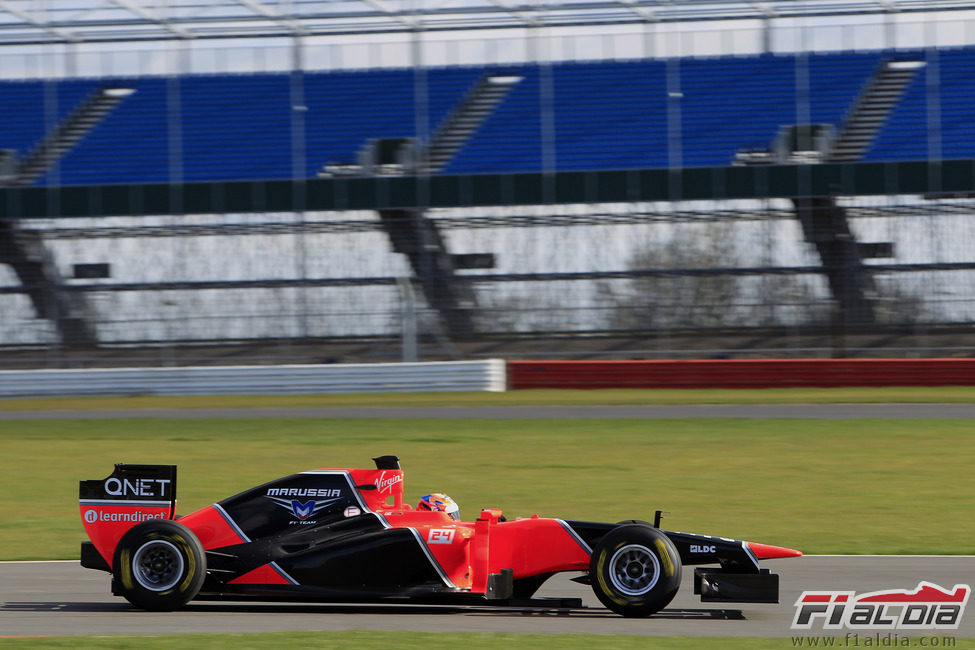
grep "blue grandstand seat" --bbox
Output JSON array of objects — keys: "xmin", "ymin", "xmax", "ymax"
[
  {"xmin": 866, "ymin": 48, "xmax": 975, "ymax": 162},
  {"xmin": 0, "ymin": 47, "xmax": 970, "ymax": 186}
]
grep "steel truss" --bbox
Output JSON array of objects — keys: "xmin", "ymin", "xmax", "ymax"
[
  {"xmin": 17, "ymin": 199, "xmax": 975, "ymax": 239},
  {"xmin": 2, "ymin": 1, "xmax": 975, "ymax": 44}
]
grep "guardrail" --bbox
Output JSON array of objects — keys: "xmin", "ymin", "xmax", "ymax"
[
  {"xmin": 507, "ymin": 358, "xmax": 975, "ymax": 389},
  {"xmin": 0, "ymin": 360, "xmax": 507, "ymax": 397},
  {"xmin": 5, "ymin": 357, "xmax": 970, "ymax": 398}
]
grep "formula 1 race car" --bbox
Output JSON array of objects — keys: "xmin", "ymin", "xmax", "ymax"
[{"xmin": 79, "ymin": 456, "xmax": 800, "ymax": 617}]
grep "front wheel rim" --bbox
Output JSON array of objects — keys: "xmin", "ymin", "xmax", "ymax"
[
  {"xmin": 608, "ymin": 544, "xmax": 660, "ymax": 596},
  {"xmin": 132, "ymin": 540, "xmax": 184, "ymax": 592}
]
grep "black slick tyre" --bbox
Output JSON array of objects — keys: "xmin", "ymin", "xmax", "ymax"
[
  {"xmin": 112, "ymin": 519, "xmax": 206, "ymax": 611},
  {"xmin": 589, "ymin": 524, "xmax": 682, "ymax": 618}
]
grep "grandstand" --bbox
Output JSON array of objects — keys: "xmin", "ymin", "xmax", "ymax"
[
  {"xmin": 2, "ymin": 1, "xmax": 975, "ymax": 365},
  {"xmin": 5, "ymin": 50, "xmax": 975, "ymax": 183}
]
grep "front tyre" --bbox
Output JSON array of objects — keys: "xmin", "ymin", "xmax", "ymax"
[
  {"xmin": 589, "ymin": 524, "xmax": 682, "ymax": 617},
  {"xmin": 112, "ymin": 519, "xmax": 206, "ymax": 611}
]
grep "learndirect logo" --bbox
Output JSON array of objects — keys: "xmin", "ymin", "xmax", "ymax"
[
  {"xmin": 792, "ymin": 582, "xmax": 970, "ymax": 631},
  {"xmin": 83, "ymin": 509, "xmax": 165, "ymax": 524}
]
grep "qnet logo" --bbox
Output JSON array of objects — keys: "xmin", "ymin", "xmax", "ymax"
[{"xmin": 792, "ymin": 581, "xmax": 970, "ymax": 631}]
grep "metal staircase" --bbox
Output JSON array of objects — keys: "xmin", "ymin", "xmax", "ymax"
[
  {"xmin": 0, "ymin": 223, "xmax": 95, "ymax": 344},
  {"xmin": 1, "ymin": 86, "xmax": 133, "ymax": 344},
  {"xmin": 412, "ymin": 74, "xmax": 522, "ymax": 174},
  {"xmin": 370, "ymin": 74, "xmax": 520, "ymax": 338},
  {"xmin": 828, "ymin": 60, "xmax": 924, "ymax": 162},
  {"xmin": 791, "ymin": 196, "xmax": 878, "ymax": 325},
  {"xmin": 785, "ymin": 60, "xmax": 923, "ymax": 326},
  {"xmin": 7, "ymin": 86, "xmax": 135, "ymax": 187},
  {"xmin": 377, "ymin": 208, "xmax": 478, "ymax": 335}
]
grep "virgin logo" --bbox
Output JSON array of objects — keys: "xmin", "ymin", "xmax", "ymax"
[{"xmin": 374, "ymin": 471, "xmax": 403, "ymax": 494}]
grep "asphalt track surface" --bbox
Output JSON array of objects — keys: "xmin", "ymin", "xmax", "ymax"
[
  {"xmin": 2, "ymin": 557, "xmax": 974, "ymax": 638},
  {"xmin": 3, "ymin": 403, "xmax": 975, "ymax": 419},
  {"xmin": 3, "ymin": 402, "xmax": 973, "ymax": 639}
]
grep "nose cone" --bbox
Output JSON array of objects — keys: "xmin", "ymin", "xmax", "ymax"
[{"xmin": 747, "ymin": 541, "xmax": 803, "ymax": 559}]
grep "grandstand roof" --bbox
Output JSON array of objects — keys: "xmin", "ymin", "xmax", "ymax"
[{"xmin": 2, "ymin": 0, "xmax": 975, "ymax": 44}]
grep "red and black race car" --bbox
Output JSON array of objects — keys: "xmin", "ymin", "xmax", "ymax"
[{"xmin": 79, "ymin": 456, "xmax": 800, "ymax": 618}]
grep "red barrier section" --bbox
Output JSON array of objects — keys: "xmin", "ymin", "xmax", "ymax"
[{"xmin": 508, "ymin": 359, "xmax": 975, "ymax": 390}]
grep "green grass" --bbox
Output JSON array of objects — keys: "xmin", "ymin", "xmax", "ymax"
[
  {"xmin": 1, "ymin": 385, "xmax": 974, "ymax": 411},
  {"xmin": 1, "ymin": 631, "xmax": 972, "ymax": 649},
  {"xmin": 2, "ymin": 416, "xmax": 973, "ymax": 560}
]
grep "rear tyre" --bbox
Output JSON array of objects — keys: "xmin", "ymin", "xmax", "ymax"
[
  {"xmin": 589, "ymin": 524, "xmax": 682, "ymax": 618},
  {"xmin": 112, "ymin": 519, "xmax": 206, "ymax": 611}
]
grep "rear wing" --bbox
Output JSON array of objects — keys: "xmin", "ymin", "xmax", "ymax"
[{"xmin": 79, "ymin": 464, "xmax": 177, "ymax": 569}]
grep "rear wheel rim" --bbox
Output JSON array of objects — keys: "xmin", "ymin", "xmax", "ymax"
[
  {"xmin": 608, "ymin": 544, "xmax": 660, "ymax": 596},
  {"xmin": 132, "ymin": 540, "xmax": 184, "ymax": 592}
]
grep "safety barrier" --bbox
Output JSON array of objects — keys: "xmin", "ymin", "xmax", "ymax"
[
  {"xmin": 5, "ymin": 358, "xmax": 970, "ymax": 397},
  {"xmin": 0, "ymin": 360, "xmax": 507, "ymax": 397},
  {"xmin": 507, "ymin": 358, "xmax": 975, "ymax": 390}
]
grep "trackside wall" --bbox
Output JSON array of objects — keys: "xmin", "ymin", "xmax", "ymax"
[
  {"xmin": 2, "ymin": 358, "xmax": 972, "ymax": 398},
  {"xmin": 506, "ymin": 359, "xmax": 975, "ymax": 390},
  {"xmin": 0, "ymin": 360, "xmax": 506, "ymax": 397}
]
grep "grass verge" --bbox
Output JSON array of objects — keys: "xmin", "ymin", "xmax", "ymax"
[{"xmin": 2, "ymin": 416, "xmax": 973, "ymax": 559}]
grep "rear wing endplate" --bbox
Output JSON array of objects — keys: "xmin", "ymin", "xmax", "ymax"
[{"xmin": 79, "ymin": 464, "xmax": 177, "ymax": 568}]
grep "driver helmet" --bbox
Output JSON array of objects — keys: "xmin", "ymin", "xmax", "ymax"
[{"xmin": 417, "ymin": 493, "xmax": 460, "ymax": 520}]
